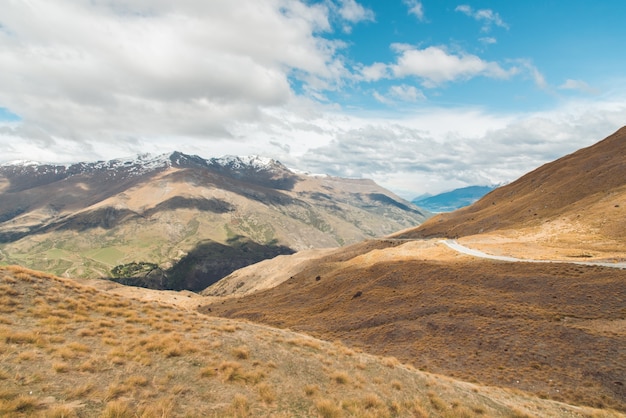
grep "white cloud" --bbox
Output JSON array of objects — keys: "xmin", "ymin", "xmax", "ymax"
[
  {"xmin": 479, "ymin": 37, "xmax": 497, "ymax": 45},
  {"xmin": 390, "ymin": 45, "xmax": 513, "ymax": 87},
  {"xmin": 403, "ymin": 0, "xmax": 425, "ymax": 21},
  {"xmin": 337, "ymin": 0, "xmax": 375, "ymax": 23},
  {"xmin": 291, "ymin": 98, "xmax": 626, "ymax": 197},
  {"xmin": 455, "ymin": 4, "xmax": 508, "ymax": 32},
  {"xmin": 514, "ymin": 59, "xmax": 548, "ymax": 90},
  {"xmin": 372, "ymin": 91, "xmax": 393, "ymax": 105},
  {"xmin": 559, "ymin": 79, "xmax": 598, "ymax": 95},
  {"xmin": 357, "ymin": 62, "xmax": 391, "ymax": 81},
  {"xmin": 389, "ymin": 85, "xmax": 426, "ymax": 102},
  {"xmin": 0, "ymin": 0, "xmax": 624, "ymax": 201},
  {"xmin": 373, "ymin": 84, "xmax": 426, "ymax": 104},
  {"xmin": 0, "ymin": 0, "xmax": 345, "ymax": 148},
  {"xmin": 359, "ymin": 45, "xmax": 547, "ymax": 90}
]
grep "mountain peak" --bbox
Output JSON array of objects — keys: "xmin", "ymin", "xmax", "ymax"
[{"xmin": 212, "ymin": 155, "xmax": 283, "ymax": 171}]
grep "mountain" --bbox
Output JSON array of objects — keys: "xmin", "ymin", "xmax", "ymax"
[
  {"xmin": 394, "ymin": 126, "xmax": 626, "ymax": 260},
  {"xmin": 2, "ymin": 265, "xmax": 613, "ymax": 417},
  {"xmin": 0, "ymin": 152, "xmax": 429, "ymax": 290},
  {"xmin": 201, "ymin": 127, "xmax": 626, "ymax": 412},
  {"xmin": 412, "ymin": 185, "xmax": 497, "ymax": 212}
]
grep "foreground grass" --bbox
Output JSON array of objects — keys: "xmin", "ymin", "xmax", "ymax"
[
  {"xmin": 0, "ymin": 265, "xmax": 623, "ymax": 417},
  {"xmin": 204, "ymin": 240, "xmax": 626, "ymax": 413}
]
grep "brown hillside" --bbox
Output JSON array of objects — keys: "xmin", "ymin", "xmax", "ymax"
[
  {"xmin": 3, "ymin": 265, "xmax": 616, "ymax": 417},
  {"xmin": 395, "ymin": 127, "xmax": 626, "ymax": 257},
  {"xmin": 203, "ymin": 240, "xmax": 626, "ymax": 412}
]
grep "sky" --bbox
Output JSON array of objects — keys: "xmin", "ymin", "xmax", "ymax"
[{"xmin": 1, "ymin": 0, "xmax": 625, "ymax": 199}]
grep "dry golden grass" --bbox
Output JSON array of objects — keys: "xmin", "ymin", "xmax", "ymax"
[
  {"xmin": 205, "ymin": 242, "xmax": 626, "ymax": 413},
  {"xmin": 232, "ymin": 345, "xmax": 250, "ymax": 360},
  {"xmin": 331, "ymin": 371, "xmax": 350, "ymax": 385},
  {"xmin": 257, "ymin": 382, "xmax": 276, "ymax": 404},
  {"xmin": 0, "ymin": 265, "xmax": 623, "ymax": 417}
]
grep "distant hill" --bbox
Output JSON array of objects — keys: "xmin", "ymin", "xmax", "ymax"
[
  {"xmin": 0, "ymin": 152, "xmax": 429, "ymax": 290},
  {"xmin": 412, "ymin": 185, "xmax": 496, "ymax": 212}
]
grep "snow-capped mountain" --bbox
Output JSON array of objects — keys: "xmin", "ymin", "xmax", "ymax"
[
  {"xmin": 0, "ymin": 152, "xmax": 287, "ymax": 179},
  {"xmin": 0, "ymin": 152, "xmax": 429, "ymax": 291}
]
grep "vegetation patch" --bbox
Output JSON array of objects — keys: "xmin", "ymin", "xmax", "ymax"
[{"xmin": 111, "ymin": 261, "xmax": 159, "ymax": 278}]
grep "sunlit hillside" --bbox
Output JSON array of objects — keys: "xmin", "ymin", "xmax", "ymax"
[{"xmin": 2, "ymin": 265, "xmax": 621, "ymax": 417}]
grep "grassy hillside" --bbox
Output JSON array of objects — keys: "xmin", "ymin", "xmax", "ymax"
[
  {"xmin": 395, "ymin": 127, "xmax": 626, "ymax": 259},
  {"xmin": 203, "ymin": 240, "xmax": 626, "ymax": 413},
  {"xmin": 1, "ymin": 265, "xmax": 620, "ymax": 417}
]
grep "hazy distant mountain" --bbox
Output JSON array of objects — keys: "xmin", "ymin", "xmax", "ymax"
[
  {"xmin": 411, "ymin": 185, "xmax": 497, "ymax": 212},
  {"xmin": 0, "ymin": 152, "xmax": 428, "ymax": 290}
]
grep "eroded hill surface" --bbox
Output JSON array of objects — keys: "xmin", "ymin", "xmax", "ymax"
[{"xmin": 2, "ymin": 265, "xmax": 616, "ymax": 417}]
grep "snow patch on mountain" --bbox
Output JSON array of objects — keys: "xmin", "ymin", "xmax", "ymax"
[
  {"xmin": 1, "ymin": 160, "xmax": 43, "ymax": 167},
  {"xmin": 0, "ymin": 152, "xmax": 295, "ymax": 181},
  {"xmin": 212, "ymin": 155, "xmax": 281, "ymax": 171}
]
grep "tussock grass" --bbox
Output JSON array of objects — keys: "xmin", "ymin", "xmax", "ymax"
[
  {"xmin": 0, "ymin": 265, "xmax": 621, "ymax": 417},
  {"xmin": 230, "ymin": 393, "xmax": 250, "ymax": 417},
  {"xmin": 257, "ymin": 382, "xmax": 276, "ymax": 404},
  {"xmin": 206, "ymin": 245, "xmax": 626, "ymax": 413},
  {"xmin": 0, "ymin": 394, "xmax": 39, "ymax": 415},
  {"xmin": 331, "ymin": 371, "xmax": 350, "ymax": 384},
  {"xmin": 52, "ymin": 361, "xmax": 70, "ymax": 373},
  {"xmin": 232, "ymin": 345, "xmax": 250, "ymax": 359},
  {"xmin": 315, "ymin": 398, "xmax": 342, "ymax": 418},
  {"xmin": 304, "ymin": 384, "xmax": 319, "ymax": 396}
]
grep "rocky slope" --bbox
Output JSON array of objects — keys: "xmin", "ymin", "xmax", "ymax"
[{"xmin": 0, "ymin": 152, "xmax": 428, "ymax": 290}]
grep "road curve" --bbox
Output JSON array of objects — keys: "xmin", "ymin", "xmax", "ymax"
[{"xmin": 440, "ymin": 239, "xmax": 626, "ymax": 269}]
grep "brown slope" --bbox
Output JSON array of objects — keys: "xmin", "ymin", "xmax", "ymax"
[
  {"xmin": 395, "ymin": 127, "xmax": 626, "ymax": 256},
  {"xmin": 4, "ymin": 265, "xmax": 615, "ymax": 418},
  {"xmin": 202, "ymin": 240, "xmax": 626, "ymax": 412}
]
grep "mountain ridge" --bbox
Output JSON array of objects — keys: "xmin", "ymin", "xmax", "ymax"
[
  {"xmin": 0, "ymin": 151, "xmax": 429, "ymax": 289},
  {"xmin": 412, "ymin": 185, "xmax": 498, "ymax": 213}
]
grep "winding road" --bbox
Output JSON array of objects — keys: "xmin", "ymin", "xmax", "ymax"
[{"xmin": 440, "ymin": 239, "xmax": 626, "ymax": 269}]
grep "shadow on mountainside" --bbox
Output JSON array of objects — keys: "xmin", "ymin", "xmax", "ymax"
[
  {"xmin": 110, "ymin": 236, "xmax": 295, "ymax": 292},
  {"xmin": 0, "ymin": 197, "xmax": 234, "ymax": 243}
]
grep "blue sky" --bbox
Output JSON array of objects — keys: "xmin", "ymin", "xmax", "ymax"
[
  {"xmin": 1, "ymin": 0, "xmax": 625, "ymax": 198},
  {"xmin": 329, "ymin": 1, "xmax": 623, "ymax": 111}
]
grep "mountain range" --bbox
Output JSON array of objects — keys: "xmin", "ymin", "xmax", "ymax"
[
  {"xmin": 0, "ymin": 152, "xmax": 428, "ymax": 290},
  {"xmin": 1, "ymin": 128, "xmax": 625, "ymax": 415},
  {"xmin": 412, "ymin": 185, "xmax": 497, "ymax": 213}
]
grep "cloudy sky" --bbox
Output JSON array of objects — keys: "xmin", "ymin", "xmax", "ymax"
[{"xmin": 1, "ymin": 0, "xmax": 625, "ymax": 198}]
